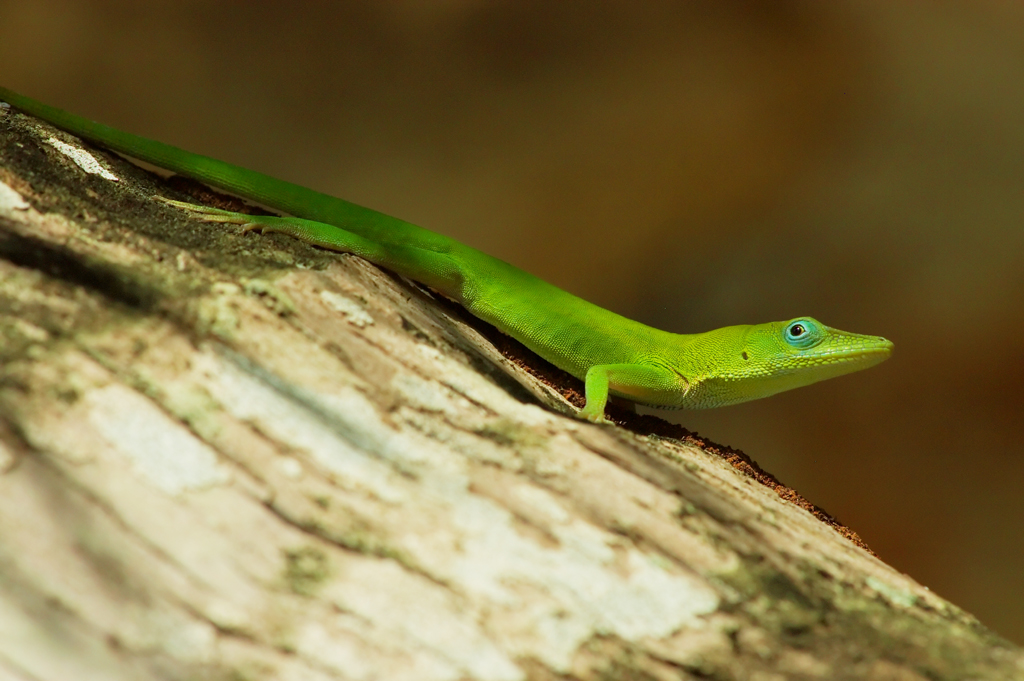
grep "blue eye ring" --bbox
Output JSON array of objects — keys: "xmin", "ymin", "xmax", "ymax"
[{"xmin": 784, "ymin": 319, "xmax": 820, "ymax": 349}]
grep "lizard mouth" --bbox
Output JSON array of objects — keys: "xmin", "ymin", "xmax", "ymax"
[
  {"xmin": 788, "ymin": 342, "xmax": 893, "ymax": 377},
  {"xmin": 773, "ymin": 338, "xmax": 893, "ymax": 375},
  {"xmin": 809, "ymin": 337, "xmax": 893, "ymax": 360}
]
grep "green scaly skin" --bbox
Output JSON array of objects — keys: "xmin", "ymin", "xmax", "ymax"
[{"xmin": 0, "ymin": 87, "xmax": 893, "ymax": 423}]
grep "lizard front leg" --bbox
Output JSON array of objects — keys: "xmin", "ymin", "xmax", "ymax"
[{"xmin": 579, "ymin": 363, "xmax": 688, "ymax": 423}]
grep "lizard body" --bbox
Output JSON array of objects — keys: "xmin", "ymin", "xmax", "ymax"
[{"xmin": 0, "ymin": 87, "xmax": 892, "ymax": 422}]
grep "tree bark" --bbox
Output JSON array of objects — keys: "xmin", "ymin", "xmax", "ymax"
[{"xmin": 1, "ymin": 104, "xmax": 1021, "ymax": 681}]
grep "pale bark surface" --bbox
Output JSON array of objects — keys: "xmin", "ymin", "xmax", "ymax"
[{"xmin": 1, "ymin": 106, "xmax": 1021, "ymax": 681}]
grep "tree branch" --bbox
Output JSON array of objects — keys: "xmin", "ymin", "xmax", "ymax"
[{"xmin": 1, "ymin": 104, "xmax": 1019, "ymax": 681}]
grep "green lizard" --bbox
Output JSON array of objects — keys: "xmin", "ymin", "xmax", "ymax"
[{"xmin": 0, "ymin": 87, "xmax": 892, "ymax": 423}]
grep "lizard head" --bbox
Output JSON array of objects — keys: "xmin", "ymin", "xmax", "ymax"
[{"xmin": 685, "ymin": 317, "xmax": 893, "ymax": 408}]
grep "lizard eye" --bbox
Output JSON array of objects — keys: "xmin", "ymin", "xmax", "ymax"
[{"xmin": 784, "ymin": 319, "xmax": 820, "ymax": 348}]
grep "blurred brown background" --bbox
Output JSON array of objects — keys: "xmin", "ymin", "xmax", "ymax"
[{"xmin": 2, "ymin": 0, "xmax": 1022, "ymax": 644}]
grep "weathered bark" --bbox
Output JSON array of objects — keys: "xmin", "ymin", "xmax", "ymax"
[{"xmin": 1, "ymin": 104, "xmax": 1021, "ymax": 681}]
